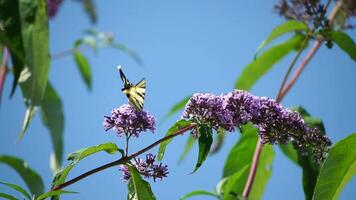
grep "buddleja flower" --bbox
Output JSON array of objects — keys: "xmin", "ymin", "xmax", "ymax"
[
  {"xmin": 182, "ymin": 93, "xmax": 234, "ymax": 132},
  {"xmin": 47, "ymin": 0, "xmax": 64, "ymax": 18},
  {"xmin": 183, "ymin": 90, "xmax": 331, "ymax": 162},
  {"xmin": 103, "ymin": 104, "xmax": 156, "ymax": 137},
  {"xmin": 119, "ymin": 154, "xmax": 169, "ymax": 182}
]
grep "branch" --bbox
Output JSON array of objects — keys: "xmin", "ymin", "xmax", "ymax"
[{"xmin": 50, "ymin": 123, "xmax": 196, "ymax": 191}]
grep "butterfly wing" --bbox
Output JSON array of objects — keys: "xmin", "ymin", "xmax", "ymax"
[
  {"xmin": 119, "ymin": 66, "xmax": 131, "ymax": 88},
  {"xmin": 128, "ymin": 79, "xmax": 146, "ymax": 111}
]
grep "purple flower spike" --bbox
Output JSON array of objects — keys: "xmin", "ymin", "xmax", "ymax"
[
  {"xmin": 47, "ymin": 0, "xmax": 64, "ymax": 19},
  {"xmin": 103, "ymin": 104, "xmax": 156, "ymax": 137},
  {"xmin": 182, "ymin": 93, "xmax": 234, "ymax": 132}
]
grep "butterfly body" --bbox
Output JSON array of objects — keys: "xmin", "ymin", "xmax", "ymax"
[{"xmin": 118, "ymin": 66, "xmax": 146, "ymax": 111}]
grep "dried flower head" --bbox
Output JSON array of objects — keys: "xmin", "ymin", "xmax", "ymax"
[
  {"xmin": 119, "ymin": 154, "xmax": 169, "ymax": 182},
  {"xmin": 47, "ymin": 0, "xmax": 63, "ymax": 18},
  {"xmin": 103, "ymin": 104, "xmax": 156, "ymax": 137}
]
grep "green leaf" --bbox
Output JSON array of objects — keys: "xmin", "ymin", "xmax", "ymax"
[
  {"xmin": 279, "ymin": 144, "xmax": 299, "ymax": 165},
  {"xmin": 158, "ymin": 119, "xmax": 192, "ymax": 161},
  {"xmin": 18, "ymin": 0, "xmax": 51, "ymax": 106},
  {"xmin": 222, "ymin": 124, "xmax": 275, "ymax": 200},
  {"xmin": 191, "ymin": 124, "xmax": 213, "ymax": 173},
  {"xmin": 36, "ymin": 190, "xmax": 76, "ymax": 200},
  {"xmin": 313, "ymin": 133, "xmax": 356, "ymax": 200},
  {"xmin": 161, "ymin": 95, "xmax": 191, "ymax": 121},
  {"xmin": 255, "ymin": 20, "xmax": 309, "ymax": 58},
  {"xmin": 73, "ymin": 50, "xmax": 92, "ymax": 90},
  {"xmin": 223, "ymin": 165, "xmax": 250, "ymax": 200},
  {"xmin": 0, "ymin": 193, "xmax": 18, "ymax": 200},
  {"xmin": 18, "ymin": 105, "xmax": 36, "ymax": 140},
  {"xmin": 0, "ymin": 0, "xmax": 26, "ymax": 96},
  {"xmin": 111, "ymin": 43, "xmax": 142, "ymax": 65},
  {"xmin": 127, "ymin": 164, "xmax": 156, "ymax": 200},
  {"xmin": 235, "ymin": 34, "xmax": 306, "ymax": 91},
  {"xmin": 178, "ymin": 135, "xmax": 195, "ymax": 164},
  {"xmin": 41, "ymin": 83, "xmax": 64, "ymax": 173},
  {"xmin": 0, "ymin": 155, "xmax": 44, "ymax": 197},
  {"xmin": 179, "ymin": 190, "xmax": 218, "ymax": 200},
  {"xmin": 331, "ymin": 31, "xmax": 356, "ymax": 61},
  {"xmin": 0, "ymin": 181, "xmax": 31, "ymax": 200},
  {"xmin": 51, "ymin": 143, "xmax": 119, "ymax": 199}
]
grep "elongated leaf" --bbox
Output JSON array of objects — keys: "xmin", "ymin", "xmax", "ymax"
[
  {"xmin": 73, "ymin": 50, "xmax": 92, "ymax": 90},
  {"xmin": 331, "ymin": 31, "xmax": 356, "ymax": 61},
  {"xmin": 178, "ymin": 135, "xmax": 195, "ymax": 164},
  {"xmin": 0, "ymin": 155, "xmax": 44, "ymax": 197},
  {"xmin": 0, "ymin": 181, "xmax": 31, "ymax": 200},
  {"xmin": 41, "ymin": 83, "xmax": 64, "ymax": 173},
  {"xmin": 223, "ymin": 165, "xmax": 250, "ymax": 200},
  {"xmin": 210, "ymin": 128, "xmax": 226, "ymax": 155},
  {"xmin": 112, "ymin": 43, "xmax": 142, "ymax": 65},
  {"xmin": 279, "ymin": 144, "xmax": 299, "ymax": 165},
  {"xmin": 51, "ymin": 143, "xmax": 120, "ymax": 199},
  {"xmin": 36, "ymin": 190, "xmax": 76, "ymax": 200},
  {"xmin": 127, "ymin": 164, "xmax": 156, "ymax": 200},
  {"xmin": 180, "ymin": 190, "xmax": 218, "ymax": 200},
  {"xmin": 162, "ymin": 95, "xmax": 191, "ymax": 121},
  {"xmin": 235, "ymin": 34, "xmax": 305, "ymax": 91},
  {"xmin": 18, "ymin": 0, "xmax": 50, "ymax": 106},
  {"xmin": 0, "ymin": 193, "xmax": 17, "ymax": 200},
  {"xmin": 158, "ymin": 119, "xmax": 192, "ymax": 160},
  {"xmin": 0, "ymin": 0, "xmax": 25, "ymax": 96},
  {"xmin": 82, "ymin": 0, "xmax": 97, "ymax": 24},
  {"xmin": 314, "ymin": 133, "xmax": 356, "ymax": 200},
  {"xmin": 222, "ymin": 124, "xmax": 275, "ymax": 200},
  {"xmin": 191, "ymin": 125, "xmax": 213, "ymax": 173},
  {"xmin": 255, "ymin": 20, "xmax": 309, "ymax": 57}
]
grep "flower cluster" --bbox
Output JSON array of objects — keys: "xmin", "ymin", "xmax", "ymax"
[
  {"xmin": 47, "ymin": 0, "xmax": 64, "ymax": 19},
  {"xmin": 119, "ymin": 154, "xmax": 169, "ymax": 182},
  {"xmin": 103, "ymin": 104, "xmax": 156, "ymax": 137},
  {"xmin": 183, "ymin": 90, "xmax": 331, "ymax": 161}
]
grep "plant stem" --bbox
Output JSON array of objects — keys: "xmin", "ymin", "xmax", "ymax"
[
  {"xmin": 51, "ymin": 123, "xmax": 196, "ymax": 191},
  {"xmin": 0, "ymin": 47, "xmax": 9, "ymax": 106},
  {"xmin": 242, "ymin": 1, "xmax": 340, "ymax": 198}
]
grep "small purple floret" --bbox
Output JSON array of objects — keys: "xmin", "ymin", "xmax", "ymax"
[{"xmin": 47, "ymin": 0, "xmax": 63, "ymax": 19}]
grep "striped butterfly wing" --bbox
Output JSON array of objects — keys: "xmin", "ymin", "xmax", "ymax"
[
  {"xmin": 119, "ymin": 67, "xmax": 131, "ymax": 88},
  {"xmin": 128, "ymin": 78, "xmax": 146, "ymax": 111}
]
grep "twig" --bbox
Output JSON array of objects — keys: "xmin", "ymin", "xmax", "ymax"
[
  {"xmin": 242, "ymin": 0, "xmax": 340, "ymax": 198},
  {"xmin": 0, "ymin": 47, "xmax": 9, "ymax": 106},
  {"xmin": 50, "ymin": 123, "xmax": 196, "ymax": 191}
]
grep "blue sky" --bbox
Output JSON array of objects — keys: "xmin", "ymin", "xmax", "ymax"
[{"xmin": 1, "ymin": 1, "xmax": 355, "ymax": 199}]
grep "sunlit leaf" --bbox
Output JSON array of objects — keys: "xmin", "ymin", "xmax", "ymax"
[
  {"xmin": 41, "ymin": 83, "xmax": 64, "ymax": 173},
  {"xmin": 18, "ymin": 105, "xmax": 36, "ymax": 140},
  {"xmin": 223, "ymin": 165, "xmax": 250, "ymax": 200},
  {"xmin": 73, "ymin": 50, "xmax": 92, "ymax": 90},
  {"xmin": 162, "ymin": 95, "xmax": 191, "ymax": 121},
  {"xmin": 158, "ymin": 119, "xmax": 192, "ymax": 161},
  {"xmin": 313, "ymin": 133, "xmax": 356, "ymax": 200},
  {"xmin": 235, "ymin": 34, "xmax": 306, "ymax": 91},
  {"xmin": 180, "ymin": 190, "xmax": 218, "ymax": 200},
  {"xmin": 0, "ymin": 181, "xmax": 31, "ymax": 200},
  {"xmin": 127, "ymin": 164, "xmax": 156, "ymax": 200},
  {"xmin": 51, "ymin": 143, "xmax": 120, "ymax": 200},
  {"xmin": 178, "ymin": 135, "xmax": 195, "ymax": 164},
  {"xmin": 255, "ymin": 20, "xmax": 309, "ymax": 57},
  {"xmin": 331, "ymin": 31, "xmax": 356, "ymax": 61},
  {"xmin": 222, "ymin": 124, "xmax": 275, "ymax": 200},
  {"xmin": 191, "ymin": 124, "xmax": 213, "ymax": 173},
  {"xmin": 0, "ymin": 155, "xmax": 44, "ymax": 197}
]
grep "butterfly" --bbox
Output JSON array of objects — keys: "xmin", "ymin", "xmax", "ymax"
[{"xmin": 118, "ymin": 65, "xmax": 146, "ymax": 111}]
